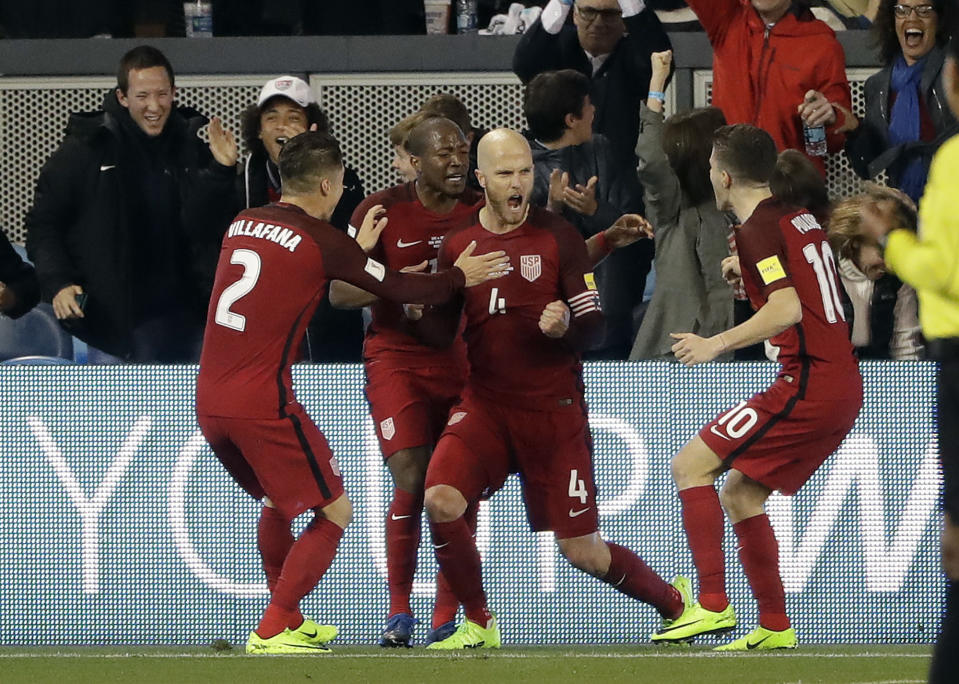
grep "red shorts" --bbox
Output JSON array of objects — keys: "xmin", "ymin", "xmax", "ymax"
[
  {"xmin": 425, "ymin": 391, "xmax": 599, "ymax": 539},
  {"xmin": 699, "ymin": 376, "xmax": 863, "ymax": 495},
  {"xmin": 365, "ymin": 362, "xmax": 467, "ymax": 458},
  {"xmin": 197, "ymin": 403, "xmax": 344, "ymax": 521}
]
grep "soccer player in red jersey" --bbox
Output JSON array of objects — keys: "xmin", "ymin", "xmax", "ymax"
[
  {"xmin": 656, "ymin": 124, "xmax": 863, "ymax": 650},
  {"xmin": 331, "ymin": 117, "xmax": 651, "ymax": 647},
  {"xmin": 411, "ymin": 128, "xmax": 686, "ymax": 649},
  {"xmin": 195, "ymin": 130, "xmax": 508, "ymax": 655}
]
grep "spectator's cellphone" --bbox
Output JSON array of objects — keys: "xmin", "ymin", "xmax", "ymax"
[{"xmin": 75, "ymin": 293, "xmax": 88, "ymax": 312}]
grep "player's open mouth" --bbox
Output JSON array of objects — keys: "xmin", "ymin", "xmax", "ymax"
[
  {"xmin": 447, "ymin": 174, "xmax": 464, "ymax": 183},
  {"xmin": 904, "ymin": 28, "xmax": 925, "ymax": 49},
  {"xmin": 507, "ymin": 195, "xmax": 523, "ymax": 209},
  {"xmin": 276, "ymin": 136, "xmax": 290, "ymax": 146}
]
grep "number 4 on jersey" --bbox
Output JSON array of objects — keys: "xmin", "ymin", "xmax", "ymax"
[{"xmin": 568, "ymin": 469, "xmax": 587, "ymax": 504}]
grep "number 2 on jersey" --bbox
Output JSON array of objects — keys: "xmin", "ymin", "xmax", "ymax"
[{"xmin": 215, "ymin": 249, "xmax": 261, "ymax": 332}]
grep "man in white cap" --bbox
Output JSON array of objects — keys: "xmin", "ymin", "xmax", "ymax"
[{"xmin": 239, "ymin": 75, "xmax": 367, "ymax": 362}]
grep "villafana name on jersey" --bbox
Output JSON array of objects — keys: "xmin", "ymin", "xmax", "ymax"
[{"xmin": 226, "ymin": 218, "xmax": 303, "ymax": 253}]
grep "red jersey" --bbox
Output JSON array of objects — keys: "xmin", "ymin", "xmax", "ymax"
[
  {"xmin": 197, "ymin": 202, "xmax": 465, "ymax": 419},
  {"xmin": 429, "ymin": 207, "xmax": 603, "ymax": 410},
  {"xmin": 736, "ymin": 198, "xmax": 860, "ymax": 399},
  {"xmin": 350, "ymin": 183, "xmax": 482, "ymax": 368}
]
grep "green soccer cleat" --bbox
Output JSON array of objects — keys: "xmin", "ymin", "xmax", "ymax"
[
  {"xmin": 713, "ymin": 625, "xmax": 797, "ymax": 651},
  {"xmin": 292, "ymin": 618, "xmax": 338, "ymax": 645},
  {"xmin": 425, "ymin": 616, "xmax": 501, "ymax": 650},
  {"xmin": 651, "ymin": 592, "xmax": 737, "ymax": 644},
  {"xmin": 245, "ymin": 628, "xmax": 333, "ymax": 654}
]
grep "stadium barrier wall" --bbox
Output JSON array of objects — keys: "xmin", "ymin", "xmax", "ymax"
[{"xmin": 0, "ymin": 361, "xmax": 941, "ymax": 646}]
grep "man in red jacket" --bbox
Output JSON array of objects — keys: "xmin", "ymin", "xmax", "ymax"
[{"xmin": 686, "ymin": 0, "xmax": 857, "ymax": 175}]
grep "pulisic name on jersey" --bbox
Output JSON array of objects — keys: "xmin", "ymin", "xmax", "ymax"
[
  {"xmin": 790, "ymin": 213, "xmax": 822, "ymax": 235},
  {"xmin": 227, "ymin": 219, "xmax": 303, "ymax": 253}
]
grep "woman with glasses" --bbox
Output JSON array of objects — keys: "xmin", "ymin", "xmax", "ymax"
[{"xmin": 845, "ymin": 0, "xmax": 958, "ymax": 203}]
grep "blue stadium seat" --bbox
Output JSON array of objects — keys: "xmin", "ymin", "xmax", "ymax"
[{"xmin": 0, "ymin": 302, "xmax": 74, "ymax": 362}]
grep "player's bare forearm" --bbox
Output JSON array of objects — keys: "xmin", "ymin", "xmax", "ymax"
[
  {"xmin": 328, "ymin": 279, "xmax": 377, "ymax": 309},
  {"xmin": 671, "ymin": 288, "xmax": 801, "ymax": 365},
  {"xmin": 728, "ymin": 288, "xmax": 802, "ymax": 348}
]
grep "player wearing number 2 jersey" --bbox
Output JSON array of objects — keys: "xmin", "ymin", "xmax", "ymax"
[
  {"xmin": 195, "ymin": 131, "xmax": 508, "ymax": 655},
  {"xmin": 658, "ymin": 125, "xmax": 862, "ymax": 651},
  {"xmin": 414, "ymin": 129, "xmax": 687, "ymax": 650}
]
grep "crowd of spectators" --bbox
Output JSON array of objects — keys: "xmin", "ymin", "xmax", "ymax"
[{"xmin": 0, "ymin": 0, "xmax": 953, "ymax": 366}]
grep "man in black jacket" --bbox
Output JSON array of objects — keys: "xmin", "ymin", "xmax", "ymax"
[
  {"xmin": 513, "ymin": 0, "xmax": 671, "ymax": 170},
  {"xmin": 525, "ymin": 68, "xmax": 651, "ymax": 359},
  {"xmin": 0, "ymin": 231, "xmax": 39, "ymax": 319},
  {"xmin": 26, "ymin": 45, "xmax": 237, "ymax": 363}
]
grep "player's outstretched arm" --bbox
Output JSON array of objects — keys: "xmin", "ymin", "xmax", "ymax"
[
  {"xmin": 586, "ymin": 213, "xmax": 654, "ymax": 267},
  {"xmin": 671, "ymin": 287, "xmax": 801, "ymax": 366}
]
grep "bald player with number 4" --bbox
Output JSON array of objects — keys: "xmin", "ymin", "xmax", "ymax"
[
  {"xmin": 195, "ymin": 131, "xmax": 508, "ymax": 655},
  {"xmin": 656, "ymin": 124, "xmax": 863, "ymax": 651},
  {"xmin": 412, "ymin": 128, "xmax": 683, "ymax": 650}
]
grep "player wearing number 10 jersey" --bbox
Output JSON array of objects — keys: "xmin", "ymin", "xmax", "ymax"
[
  {"xmin": 415, "ymin": 129, "xmax": 687, "ymax": 650},
  {"xmin": 660, "ymin": 125, "xmax": 863, "ymax": 651},
  {"xmin": 194, "ymin": 131, "xmax": 507, "ymax": 655}
]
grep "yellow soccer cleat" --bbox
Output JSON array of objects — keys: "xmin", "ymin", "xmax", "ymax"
[
  {"xmin": 425, "ymin": 616, "xmax": 501, "ymax": 650},
  {"xmin": 651, "ymin": 585, "xmax": 736, "ymax": 644},
  {"xmin": 245, "ymin": 628, "xmax": 333, "ymax": 654},
  {"xmin": 714, "ymin": 625, "xmax": 797, "ymax": 651},
  {"xmin": 292, "ymin": 618, "xmax": 338, "ymax": 645}
]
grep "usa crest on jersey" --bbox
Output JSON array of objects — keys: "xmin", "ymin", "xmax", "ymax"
[
  {"xmin": 380, "ymin": 417, "xmax": 395, "ymax": 440},
  {"xmin": 520, "ymin": 255, "xmax": 542, "ymax": 282}
]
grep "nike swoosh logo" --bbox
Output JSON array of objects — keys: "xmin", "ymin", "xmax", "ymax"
[
  {"xmin": 99, "ymin": 165, "xmax": 116, "ymax": 171},
  {"xmin": 568, "ymin": 508, "xmax": 591, "ymax": 518},
  {"xmin": 432, "ymin": 542, "xmax": 450, "ymax": 549},
  {"xmin": 658, "ymin": 619, "xmax": 702, "ymax": 634},
  {"xmin": 709, "ymin": 425, "xmax": 731, "ymax": 441},
  {"xmin": 464, "ymin": 641, "xmax": 485, "ymax": 649},
  {"xmin": 746, "ymin": 635, "xmax": 772, "ymax": 650},
  {"xmin": 397, "ymin": 239, "xmax": 422, "ymax": 248},
  {"xmin": 300, "ymin": 630, "xmax": 317, "ymax": 639},
  {"xmin": 391, "ymin": 514, "xmax": 412, "ymax": 520}
]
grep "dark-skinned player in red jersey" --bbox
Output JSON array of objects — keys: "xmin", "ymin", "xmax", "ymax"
[
  {"xmin": 195, "ymin": 131, "xmax": 510, "ymax": 655},
  {"xmin": 654, "ymin": 124, "xmax": 863, "ymax": 651},
  {"xmin": 329, "ymin": 116, "xmax": 654, "ymax": 647},
  {"xmin": 406, "ymin": 128, "xmax": 686, "ymax": 649}
]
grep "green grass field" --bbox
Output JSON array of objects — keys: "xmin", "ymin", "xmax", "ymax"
[{"xmin": 0, "ymin": 645, "xmax": 931, "ymax": 684}]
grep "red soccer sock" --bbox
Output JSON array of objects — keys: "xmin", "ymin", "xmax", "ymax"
[
  {"xmin": 431, "ymin": 500, "xmax": 477, "ymax": 628},
  {"xmin": 679, "ymin": 485, "xmax": 729, "ymax": 612},
  {"xmin": 734, "ymin": 514, "xmax": 790, "ymax": 632},
  {"xmin": 386, "ymin": 488, "xmax": 424, "ymax": 617},
  {"xmin": 430, "ymin": 515, "xmax": 491, "ymax": 627},
  {"xmin": 257, "ymin": 505, "xmax": 295, "ymax": 594},
  {"xmin": 603, "ymin": 542, "xmax": 683, "ymax": 619},
  {"xmin": 256, "ymin": 515, "xmax": 344, "ymax": 639}
]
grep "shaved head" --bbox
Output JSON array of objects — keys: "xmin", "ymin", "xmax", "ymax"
[
  {"xmin": 475, "ymin": 128, "xmax": 534, "ymax": 231},
  {"xmin": 476, "ymin": 128, "xmax": 532, "ymax": 173},
  {"xmin": 407, "ymin": 116, "xmax": 465, "ymax": 157}
]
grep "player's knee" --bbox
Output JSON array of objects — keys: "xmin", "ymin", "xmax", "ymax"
[
  {"xmin": 671, "ymin": 452, "xmax": 701, "ymax": 489},
  {"xmin": 424, "ymin": 485, "xmax": 467, "ymax": 523},
  {"xmin": 320, "ymin": 495, "xmax": 353, "ymax": 529},
  {"xmin": 560, "ymin": 544, "xmax": 606, "ymax": 577}
]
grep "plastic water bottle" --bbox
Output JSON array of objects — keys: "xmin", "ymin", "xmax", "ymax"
[
  {"xmin": 803, "ymin": 122, "xmax": 827, "ymax": 157},
  {"xmin": 456, "ymin": 0, "xmax": 478, "ymax": 34}
]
